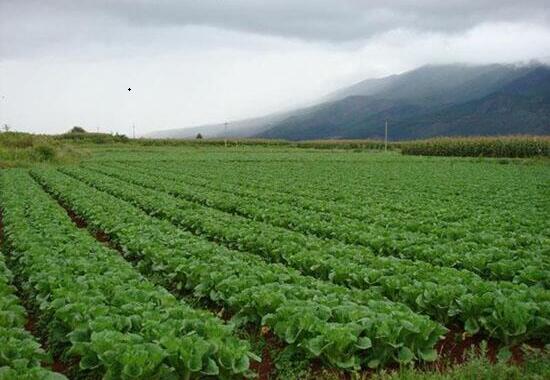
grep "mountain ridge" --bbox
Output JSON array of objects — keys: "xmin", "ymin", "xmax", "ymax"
[{"xmin": 147, "ymin": 62, "xmax": 550, "ymax": 140}]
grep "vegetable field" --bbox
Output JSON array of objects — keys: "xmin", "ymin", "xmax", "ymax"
[{"xmin": 0, "ymin": 148, "xmax": 549, "ymax": 379}]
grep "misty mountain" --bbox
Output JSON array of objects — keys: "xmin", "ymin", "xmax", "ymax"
[
  {"xmin": 392, "ymin": 66, "xmax": 550, "ymax": 139},
  {"xmin": 258, "ymin": 63, "xmax": 550, "ymax": 140},
  {"xmin": 257, "ymin": 97, "xmax": 420, "ymax": 140},
  {"xmin": 325, "ymin": 63, "xmax": 533, "ymax": 105},
  {"xmin": 148, "ymin": 63, "xmax": 550, "ymax": 140},
  {"xmin": 145, "ymin": 111, "xmax": 293, "ymax": 139}
]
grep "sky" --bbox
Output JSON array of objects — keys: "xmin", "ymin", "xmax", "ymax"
[{"xmin": 1, "ymin": 1, "xmax": 550, "ymax": 136}]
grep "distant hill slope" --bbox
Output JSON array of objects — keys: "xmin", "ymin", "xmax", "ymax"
[
  {"xmin": 258, "ymin": 96, "xmax": 421, "ymax": 140},
  {"xmin": 258, "ymin": 63, "xmax": 550, "ymax": 140},
  {"xmin": 145, "ymin": 111, "xmax": 292, "ymax": 139},
  {"xmin": 392, "ymin": 67, "xmax": 550, "ymax": 139},
  {"xmin": 325, "ymin": 63, "xmax": 532, "ymax": 105},
  {"xmin": 147, "ymin": 63, "xmax": 550, "ymax": 140}
]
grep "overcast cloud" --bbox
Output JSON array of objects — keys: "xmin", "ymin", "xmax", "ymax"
[{"xmin": 1, "ymin": 0, "xmax": 550, "ymax": 135}]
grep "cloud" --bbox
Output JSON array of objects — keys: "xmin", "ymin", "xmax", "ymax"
[
  {"xmin": 2, "ymin": 0, "xmax": 550, "ymax": 59},
  {"xmin": 1, "ymin": 1, "xmax": 550, "ymax": 134},
  {"xmin": 62, "ymin": 1, "xmax": 550, "ymax": 40}
]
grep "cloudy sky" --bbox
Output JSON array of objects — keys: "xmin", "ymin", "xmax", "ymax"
[{"xmin": 1, "ymin": 0, "xmax": 550, "ymax": 135}]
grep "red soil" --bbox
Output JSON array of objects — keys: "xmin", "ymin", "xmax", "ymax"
[
  {"xmin": 433, "ymin": 326, "xmax": 532, "ymax": 368},
  {"xmin": 249, "ymin": 328, "xmax": 281, "ymax": 380},
  {"xmin": 50, "ymin": 359, "xmax": 71, "ymax": 375}
]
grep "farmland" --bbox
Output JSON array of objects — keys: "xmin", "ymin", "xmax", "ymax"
[{"xmin": 0, "ymin": 146, "xmax": 549, "ymax": 379}]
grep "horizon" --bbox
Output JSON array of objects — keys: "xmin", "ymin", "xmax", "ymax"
[{"xmin": 4, "ymin": 60, "xmax": 549, "ymax": 138}]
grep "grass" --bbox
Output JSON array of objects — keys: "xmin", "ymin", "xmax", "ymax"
[
  {"xmin": 369, "ymin": 346, "xmax": 549, "ymax": 380},
  {"xmin": 0, "ymin": 132, "xmax": 87, "ymax": 167},
  {"xmin": 293, "ymin": 344, "xmax": 549, "ymax": 380},
  {"xmin": 2, "ymin": 132, "xmax": 549, "ymax": 168}
]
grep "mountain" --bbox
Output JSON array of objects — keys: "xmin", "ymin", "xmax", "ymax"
[
  {"xmin": 257, "ymin": 96, "xmax": 420, "ymax": 140},
  {"xmin": 258, "ymin": 63, "xmax": 550, "ymax": 140},
  {"xmin": 325, "ymin": 64, "xmax": 532, "ymax": 105},
  {"xmin": 148, "ymin": 63, "xmax": 550, "ymax": 140},
  {"xmin": 391, "ymin": 66, "xmax": 550, "ymax": 139}
]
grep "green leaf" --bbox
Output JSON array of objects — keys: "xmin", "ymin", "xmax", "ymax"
[
  {"xmin": 187, "ymin": 351, "xmax": 203, "ymax": 372},
  {"xmin": 367, "ymin": 359, "xmax": 381, "ymax": 368},
  {"xmin": 202, "ymin": 358, "xmax": 219, "ymax": 376},
  {"xmin": 68, "ymin": 328, "xmax": 89, "ymax": 344},
  {"xmin": 79, "ymin": 353, "xmax": 100, "ymax": 370},
  {"xmin": 335, "ymin": 355, "xmax": 359, "ymax": 369},
  {"xmin": 418, "ymin": 348, "xmax": 438, "ymax": 362},
  {"xmin": 305, "ymin": 336, "xmax": 325, "ymax": 356},
  {"xmin": 464, "ymin": 318, "xmax": 480, "ymax": 335},
  {"xmin": 497, "ymin": 347, "xmax": 512, "ymax": 363},
  {"xmin": 232, "ymin": 355, "xmax": 250, "ymax": 373},
  {"xmin": 122, "ymin": 362, "xmax": 143, "ymax": 378},
  {"xmin": 247, "ymin": 352, "xmax": 262, "ymax": 363},
  {"xmin": 397, "ymin": 347, "xmax": 414, "ymax": 363},
  {"xmin": 44, "ymin": 373, "xmax": 70, "ymax": 380},
  {"xmin": 356, "ymin": 337, "xmax": 372, "ymax": 350}
]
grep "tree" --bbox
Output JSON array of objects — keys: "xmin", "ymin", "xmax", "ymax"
[
  {"xmin": 69, "ymin": 126, "xmax": 86, "ymax": 133},
  {"xmin": 196, "ymin": 133, "xmax": 203, "ymax": 139}
]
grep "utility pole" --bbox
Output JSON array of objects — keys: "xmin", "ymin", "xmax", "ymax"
[
  {"xmin": 132, "ymin": 123, "xmax": 136, "ymax": 139},
  {"xmin": 224, "ymin": 121, "xmax": 228, "ymax": 147},
  {"xmin": 384, "ymin": 119, "xmax": 388, "ymax": 152}
]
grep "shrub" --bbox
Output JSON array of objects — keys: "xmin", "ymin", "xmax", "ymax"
[
  {"xmin": 0, "ymin": 132, "xmax": 35, "ymax": 148},
  {"xmin": 69, "ymin": 126, "xmax": 87, "ymax": 133},
  {"xmin": 32, "ymin": 144, "xmax": 56, "ymax": 161}
]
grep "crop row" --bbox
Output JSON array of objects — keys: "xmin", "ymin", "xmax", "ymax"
[
  {"xmin": 116, "ymin": 157, "xmax": 543, "ymax": 219},
  {"xmin": 31, "ymin": 167, "xmax": 447, "ymax": 370},
  {"xmin": 57, "ymin": 166, "xmax": 550, "ymax": 344},
  {"xmin": 0, "ymin": 243, "xmax": 65, "ymax": 379},
  {"xmin": 0, "ymin": 169, "xmax": 254, "ymax": 379},
  {"xmin": 119, "ymin": 159, "xmax": 549, "ymax": 263},
  {"xmin": 89, "ymin": 162, "xmax": 548, "ymax": 287}
]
